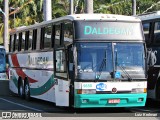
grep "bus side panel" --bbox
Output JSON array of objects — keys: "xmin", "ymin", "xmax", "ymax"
[
  {"xmin": 9, "ymin": 68, "xmax": 18, "ymax": 94},
  {"xmin": 8, "ymin": 55, "xmax": 18, "ymax": 94},
  {"xmin": 8, "ymin": 52, "xmax": 56, "ymax": 103}
]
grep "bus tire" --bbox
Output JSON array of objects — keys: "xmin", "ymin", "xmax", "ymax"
[
  {"xmin": 24, "ymin": 79, "xmax": 30, "ymax": 101},
  {"xmin": 18, "ymin": 79, "xmax": 24, "ymax": 99},
  {"xmin": 156, "ymin": 80, "xmax": 160, "ymax": 100}
]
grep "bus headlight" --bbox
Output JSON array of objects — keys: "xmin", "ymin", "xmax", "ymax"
[
  {"xmin": 77, "ymin": 89, "xmax": 96, "ymax": 94},
  {"xmin": 131, "ymin": 88, "xmax": 147, "ymax": 93}
]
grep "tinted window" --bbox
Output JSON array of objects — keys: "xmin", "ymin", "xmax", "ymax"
[
  {"xmin": 154, "ymin": 22, "xmax": 160, "ymax": 43},
  {"xmin": 142, "ymin": 23, "xmax": 150, "ymax": 43},
  {"xmin": 44, "ymin": 25, "xmax": 52, "ymax": 48},
  {"xmin": 63, "ymin": 23, "xmax": 73, "ymax": 46},
  {"xmin": 18, "ymin": 33, "xmax": 22, "ymax": 51},
  {"xmin": 21, "ymin": 32, "xmax": 25, "ymax": 51},
  {"xmin": 32, "ymin": 29, "xmax": 37, "ymax": 50},
  {"xmin": 55, "ymin": 24, "xmax": 61, "ymax": 47},
  {"xmin": 10, "ymin": 35, "xmax": 14, "ymax": 52},
  {"xmin": 28, "ymin": 30, "xmax": 33, "ymax": 50},
  {"xmin": 15, "ymin": 34, "xmax": 19, "ymax": 51}
]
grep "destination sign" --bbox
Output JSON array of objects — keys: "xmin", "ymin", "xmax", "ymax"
[
  {"xmin": 74, "ymin": 21, "xmax": 144, "ymax": 40},
  {"xmin": 84, "ymin": 26, "xmax": 132, "ymax": 35}
]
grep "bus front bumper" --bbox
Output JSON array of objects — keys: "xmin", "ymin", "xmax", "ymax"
[{"xmin": 74, "ymin": 93, "xmax": 147, "ymax": 108}]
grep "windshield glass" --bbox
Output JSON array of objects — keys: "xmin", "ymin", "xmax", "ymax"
[
  {"xmin": 76, "ymin": 43, "xmax": 145, "ymax": 80},
  {"xmin": 114, "ymin": 43, "xmax": 145, "ymax": 79},
  {"xmin": 114, "ymin": 43, "xmax": 144, "ymax": 67}
]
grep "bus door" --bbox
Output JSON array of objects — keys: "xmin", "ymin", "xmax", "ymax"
[{"xmin": 54, "ymin": 48, "xmax": 69, "ymax": 106}]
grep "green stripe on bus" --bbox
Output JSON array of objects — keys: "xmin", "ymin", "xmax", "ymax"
[
  {"xmin": 12, "ymin": 76, "xmax": 18, "ymax": 88},
  {"xmin": 12, "ymin": 74, "xmax": 54, "ymax": 96},
  {"xmin": 30, "ymin": 75, "xmax": 54, "ymax": 96}
]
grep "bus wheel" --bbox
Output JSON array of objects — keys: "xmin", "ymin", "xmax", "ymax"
[
  {"xmin": 24, "ymin": 80, "xmax": 30, "ymax": 101},
  {"xmin": 156, "ymin": 80, "xmax": 160, "ymax": 100},
  {"xmin": 18, "ymin": 79, "xmax": 24, "ymax": 99}
]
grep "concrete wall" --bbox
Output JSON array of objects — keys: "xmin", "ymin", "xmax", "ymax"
[{"xmin": 0, "ymin": 80, "xmax": 10, "ymax": 96}]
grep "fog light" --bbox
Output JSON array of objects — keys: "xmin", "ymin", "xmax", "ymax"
[
  {"xmin": 82, "ymin": 99, "xmax": 89, "ymax": 103},
  {"xmin": 138, "ymin": 98, "xmax": 143, "ymax": 102}
]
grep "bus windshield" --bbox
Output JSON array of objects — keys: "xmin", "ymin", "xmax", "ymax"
[{"xmin": 76, "ymin": 43, "xmax": 145, "ymax": 80}]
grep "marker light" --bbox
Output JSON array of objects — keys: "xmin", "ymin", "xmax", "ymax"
[{"xmin": 131, "ymin": 88, "xmax": 147, "ymax": 93}]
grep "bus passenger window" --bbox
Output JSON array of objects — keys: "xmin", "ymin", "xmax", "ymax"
[
  {"xmin": 25, "ymin": 31, "xmax": 29, "ymax": 50},
  {"xmin": 55, "ymin": 24, "xmax": 61, "ymax": 47},
  {"xmin": 18, "ymin": 33, "xmax": 22, "ymax": 51},
  {"xmin": 21, "ymin": 32, "xmax": 25, "ymax": 51},
  {"xmin": 32, "ymin": 29, "xmax": 37, "ymax": 50},
  {"xmin": 10, "ymin": 35, "xmax": 14, "ymax": 52},
  {"xmin": 28, "ymin": 30, "xmax": 33, "ymax": 50},
  {"xmin": 15, "ymin": 34, "xmax": 19, "ymax": 51},
  {"xmin": 142, "ymin": 23, "xmax": 151, "ymax": 44},
  {"xmin": 63, "ymin": 23, "xmax": 73, "ymax": 46},
  {"xmin": 44, "ymin": 25, "xmax": 52, "ymax": 48},
  {"xmin": 154, "ymin": 22, "xmax": 160, "ymax": 43}
]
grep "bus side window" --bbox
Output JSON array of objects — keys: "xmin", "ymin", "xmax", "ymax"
[
  {"xmin": 21, "ymin": 32, "xmax": 25, "ymax": 51},
  {"xmin": 13, "ymin": 34, "xmax": 16, "ymax": 52},
  {"xmin": 55, "ymin": 24, "xmax": 61, "ymax": 47},
  {"xmin": 18, "ymin": 32, "xmax": 22, "ymax": 51},
  {"xmin": 51, "ymin": 25, "xmax": 55, "ymax": 48},
  {"xmin": 44, "ymin": 25, "xmax": 52, "ymax": 49},
  {"xmin": 15, "ymin": 34, "xmax": 18, "ymax": 52},
  {"xmin": 63, "ymin": 22, "xmax": 73, "ymax": 47},
  {"xmin": 10, "ymin": 35, "xmax": 14, "ymax": 52},
  {"xmin": 142, "ymin": 23, "xmax": 151, "ymax": 45},
  {"xmin": 40, "ymin": 27, "xmax": 45, "ymax": 49},
  {"xmin": 36, "ymin": 28, "xmax": 41, "ymax": 50},
  {"xmin": 32, "ymin": 29, "xmax": 37, "ymax": 50},
  {"xmin": 154, "ymin": 21, "xmax": 160, "ymax": 43},
  {"xmin": 25, "ymin": 31, "xmax": 29, "ymax": 51},
  {"xmin": 28, "ymin": 30, "xmax": 33, "ymax": 50}
]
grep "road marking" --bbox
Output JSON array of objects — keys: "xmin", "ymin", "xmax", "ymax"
[{"xmin": 0, "ymin": 98, "xmax": 43, "ymax": 112}]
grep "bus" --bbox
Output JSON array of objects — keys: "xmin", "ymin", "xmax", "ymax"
[
  {"xmin": 138, "ymin": 11, "xmax": 160, "ymax": 101},
  {"xmin": 0, "ymin": 45, "xmax": 7, "ymax": 80},
  {"xmin": 8, "ymin": 14, "xmax": 147, "ymax": 108}
]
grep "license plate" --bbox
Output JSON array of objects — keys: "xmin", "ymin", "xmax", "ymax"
[{"xmin": 108, "ymin": 99, "xmax": 120, "ymax": 103}]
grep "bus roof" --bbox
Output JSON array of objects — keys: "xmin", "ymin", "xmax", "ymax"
[
  {"xmin": 137, "ymin": 11, "xmax": 160, "ymax": 21},
  {"xmin": 10, "ymin": 14, "xmax": 141, "ymax": 34}
]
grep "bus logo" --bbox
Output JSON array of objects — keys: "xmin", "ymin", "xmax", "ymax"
[
  {"xmin": 96, "ymin": 83, "xmax": 107, "ymax": 91},
  {"xmin": 115, "ymin": 71, "xmax": 121, "ymax": 78}
]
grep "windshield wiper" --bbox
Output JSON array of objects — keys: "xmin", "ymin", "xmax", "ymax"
[
  {"xmin": 118, "ymin": 66, "xmax": 132, "ymax": 81},
  {"xmin": 95, "ymin": 58, "xmax": 106, "ymax": 80},
  {"xmin": 95, "ymin": 48, "xmax": 109, "ymax": 80},
  {"xmin": 115, "ymin": 49, "xmax": 132, "ymax": 81}
]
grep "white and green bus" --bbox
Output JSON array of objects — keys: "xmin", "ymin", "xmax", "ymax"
[{"xmin": 9, "ymin": 14, "xmax": 147, "ymax": 108}]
